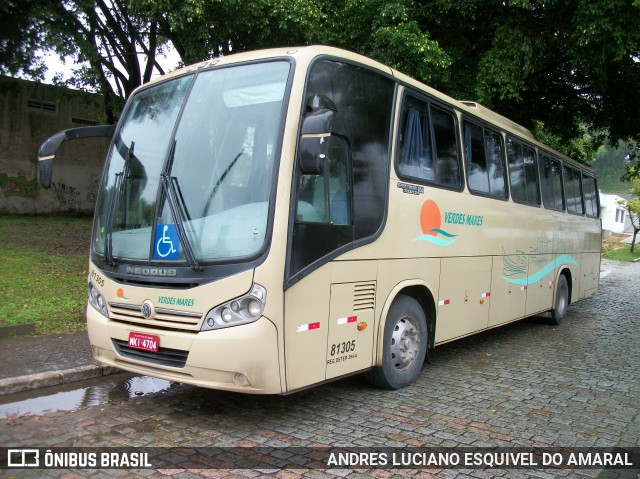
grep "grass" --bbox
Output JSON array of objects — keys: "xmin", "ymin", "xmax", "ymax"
[
  {"xmin": 0, "ymin": 215, "xmax": 93, "ymax": 335},
  {"xmin": 602, "ymin": 245, "xmax": 640, "ymax": 262}
]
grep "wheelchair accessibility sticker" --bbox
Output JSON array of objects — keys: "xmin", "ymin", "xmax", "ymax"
[{"xmin": 154, "ymin": 224, "xmax": 180, "ymax": 260}]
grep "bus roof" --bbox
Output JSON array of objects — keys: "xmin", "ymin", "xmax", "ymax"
[{"xmin": 140, "ymin": 45, "xmax": 594, "ymax": 174}]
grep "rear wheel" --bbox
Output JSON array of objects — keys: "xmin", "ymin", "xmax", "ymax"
[
  {"xmin": 549, "ymin": 274, "xmax": 569, "ymax": 325},
  {"xmin": 366, "ymin": 295, "xmax": 427, "ymax": 389}
]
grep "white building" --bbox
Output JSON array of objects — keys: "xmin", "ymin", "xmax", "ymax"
[{"xmin": 599, "ymin": 191, "xmax": 630, "ymax": 235}]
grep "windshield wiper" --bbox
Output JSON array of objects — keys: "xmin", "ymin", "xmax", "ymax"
[
  {"xmin": 104, "ymin": 139, "xmax": 135, "ymax": 266},
  {"xmin": 104, "ymin": 172, "xmax": 123, "ymax": 266},
  {"xmin": 201, "ymin": 149, "xmax": 243, "ymax": 217},
  {"xmin": 161, "ymin": 140, "xmax": 201, "ymax": 271}
]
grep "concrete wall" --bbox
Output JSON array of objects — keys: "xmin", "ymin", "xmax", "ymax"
[{"xmin": 0, "ymin": 76, "xmax": 111, "ymax": 214}]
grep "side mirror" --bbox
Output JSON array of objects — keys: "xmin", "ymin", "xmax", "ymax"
[
  {"xmin": 299, "ymin": 95, "xmax": 337, "ymax": 175},
  {"xmin": 301, "ymin": 94, "xmax": 337, "ymax": 135},
  {"xmin": 36, "ymin": 124, "xmax": 116, "ymax": 189},
  {"xmin": 299, "ymin": 135, "xmax": 330, "ymax": 175}
]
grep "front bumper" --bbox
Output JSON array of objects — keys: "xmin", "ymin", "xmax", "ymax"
[{"xmin": 87, "ymin": 305, "xmax": 282, "ymax": 394}]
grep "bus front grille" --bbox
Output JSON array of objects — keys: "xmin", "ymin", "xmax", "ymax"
[
  {"xmin": 108, "ymin": 302, "xmax": 202, "ymax": 331},
  {"xmin": 112, "ymin": 339, "xmax": 189, "ymax": 368}
]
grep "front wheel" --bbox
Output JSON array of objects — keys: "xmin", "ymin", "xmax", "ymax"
[
  {"xmin": 549, "ymin": 274, "xmax": 569, "ymax": 325},
  {"xmin": 366, "ymin": 295, "xmax": 427, "ymax": 389}
]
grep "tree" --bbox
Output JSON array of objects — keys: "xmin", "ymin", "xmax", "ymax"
[
  {"xmin": 133, "ymin": 0, "xmax": 452, "ymax": 84},
  {"xmin": 3, "ymin": 0, "xmax": 640, "ymax": 163},
  {"xmin": 0, "ymin": 0, "xmax": 47, "ymax": 79},
  {"xmin": 620, "ymin": 179, "xmax": 640, "ymax": 252},
  {"xmin": 417, "ymin": 0, "xmax": 640, "ymax": 164},
  {"xmin": 593, "ymin": 142, "xmax": 635, "ymax": 193},
  {"xmin": 2, "ymin": 0, "xmax": 172, "ymax": 123}
]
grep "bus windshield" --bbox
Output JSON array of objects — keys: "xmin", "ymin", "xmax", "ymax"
[{"xmin": 94, "ymin": 61, "xmax": 291, "ymax": 264}]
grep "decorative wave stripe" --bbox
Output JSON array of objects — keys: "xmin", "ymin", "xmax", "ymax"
[
  {"xmin": 414, "ymin": 228, "xmax": 458, "ymax": 247},
  {"xmin": 500, "ymin": 254, "xmax": 578, "ymax": 285}
]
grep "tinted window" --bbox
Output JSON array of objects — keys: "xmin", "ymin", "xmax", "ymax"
[
  {"xmin": 289, "ymin": 60, "xmax": 395, "ymax": 280},
  {"xmin": 506, "ymin": 138, "xmax": 540, "ymax": 205},
  {"xmin": 463, "ymin": 120, "xmax": 507, "ymax": 198},
  {"xmin": 563, "ymin": 165, "xmax": 584, "ymax": 214},
  {"xmin": 539, "ymin": 155, "xmax": 565, "ymax": 210},
  {"xmin": 397, "ymin": 95, "xmax": 461, "ymax": 188}
]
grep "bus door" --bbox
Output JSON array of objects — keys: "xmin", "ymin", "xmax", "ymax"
[
  {"xmin": 283, "ymin": 263, "xmax": 377, "ymax": 391},
  {"xmin": 284, "ymin": 268, "xmax": 331, "ymax": 391},
  {"xmin": 326, "ymin": 263, "xmax": 377, "ymax": 380},
  {"xmin": 285, "ymin": 131, "xmax": 372, "ymax": 390}
]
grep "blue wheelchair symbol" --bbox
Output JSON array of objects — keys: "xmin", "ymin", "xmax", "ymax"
[{"xmin": 154, "ymin": 224, "xmax": 180, "ymax": 260}]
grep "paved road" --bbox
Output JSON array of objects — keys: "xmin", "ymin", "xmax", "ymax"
[{"xmin": 1, "ymin": 261, "xmax": 639, "ymax": 478}]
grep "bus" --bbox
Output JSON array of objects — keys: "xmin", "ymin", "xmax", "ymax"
[{"xmin": 38, "ymin": 46, "xmax": 601, "ymax": 394}]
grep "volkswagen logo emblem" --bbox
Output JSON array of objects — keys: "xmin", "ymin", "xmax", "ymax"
[{"xmin": 141, "ymin": 300, "xmax": 154, "ymax": 319}]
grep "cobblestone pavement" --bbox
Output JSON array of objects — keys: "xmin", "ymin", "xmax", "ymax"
[{"xmin": 1, "ymin": 261, "xmax": 639, "ymax": 479}]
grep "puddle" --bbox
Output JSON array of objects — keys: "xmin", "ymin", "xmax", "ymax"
[{"xmin": 0, "ymin": 373, "xmax": 173, "ymax": 419}]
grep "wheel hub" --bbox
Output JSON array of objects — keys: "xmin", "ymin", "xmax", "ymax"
[{"xmin": 390, "ymin": 317, "xmax": 420, "ymax": 371}]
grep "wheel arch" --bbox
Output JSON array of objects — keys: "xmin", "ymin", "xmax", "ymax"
[
  {"xmin": 374, "ymin": 280, "xmax": 436, "ymax": 366},
  {"xmin": 555, "ymin": 266, "xmax": 573, "ymax": 306}
]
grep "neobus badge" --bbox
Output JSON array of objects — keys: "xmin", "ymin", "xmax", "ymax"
[{"xmin": 125, "ymin": 266, "xmax": 178, "ymax": 277}]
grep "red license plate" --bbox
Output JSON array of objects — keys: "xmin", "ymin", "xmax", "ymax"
[{"xmin": 128, "ymin": 332, "xmax": 159, "ymax": 352}]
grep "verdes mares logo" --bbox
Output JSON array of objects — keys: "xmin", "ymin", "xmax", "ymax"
[
  {"xmin": 116, "ymin": 288, "xmax": 130, "ymax": 302},
  {"xmin": 414, "ymin": 200, "xmax": 458, "ymax": 246},
  {"xmin": 414, "ymin": 199, "xmax": 485, "ymax": 246}
]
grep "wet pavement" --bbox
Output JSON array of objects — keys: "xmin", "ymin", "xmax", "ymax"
[
  {"xmin": 0, "ymin": 330, "xmax": 116, "ymax": 395},
  {"xmin": 0, "ymin": 259, "xmax": 638, "ymax": 478}
]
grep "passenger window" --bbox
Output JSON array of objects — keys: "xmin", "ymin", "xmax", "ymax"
[
  {"xmin": 506, "ymin": 138, "xmax": 540, "ymax": 205},
  {"xmin": 463, "ymin": 120, "xmax": 507, "ymax": 198},
  {"xmin": 397, "ymin": 95, "xmax": 461, "ymax": 189},
  {"xmin": 583, "ymin": 175, "xmax": 599, "ymax": 218},
  {"xmin": 539, "ymin": 155, "xmax": 565, "ymax": 211},
  {"xmin": 563, "ymin": 165, "xmax": 584, "ymax": 214}
]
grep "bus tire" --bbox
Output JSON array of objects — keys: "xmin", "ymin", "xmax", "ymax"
[
  {"xmin": 366, "ymin": 295, "xmax": 427, "ymax": 389},
  {"xmin": 549, "ymin": 274, "xmax": 569, "ymax": 325}
]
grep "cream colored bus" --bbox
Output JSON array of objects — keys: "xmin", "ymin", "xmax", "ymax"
[{"xmin": 38, "ymin": 46, "xmax": 601, "ymax": 394}]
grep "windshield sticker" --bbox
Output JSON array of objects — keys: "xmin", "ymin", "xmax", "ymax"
[{"xmin": 154, "ymin": 224, "xmax": 180, "ymax": 260}]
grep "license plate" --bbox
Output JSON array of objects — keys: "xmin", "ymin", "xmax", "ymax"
[{"xmin": 128, "ymin": 332, "xmax": 159, "ymax": 352}]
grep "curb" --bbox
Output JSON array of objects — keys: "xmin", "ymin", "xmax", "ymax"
[{"xmin": 0, "ymin": 364, "xmax": 120, "ymax": 396}]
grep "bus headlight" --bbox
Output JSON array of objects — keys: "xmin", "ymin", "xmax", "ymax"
[
  {"xmin": 88, "ymin": 279, "xmax": 108, "ymax": 317},
  {"xmin": 201, "ymin": 283, "xmax": 266, "ymax": 331}
]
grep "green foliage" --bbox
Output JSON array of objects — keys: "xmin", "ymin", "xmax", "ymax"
[
  {"xmin": 313, "ymin": 0, "xmax": 450, "ymax": 83},
  {"xmin": 531, "ymin": 121, "xmax": 599, "ymax": 166},
  {"xmin": 593, "ymin": 142, "xmax": 634, "ymax": 193},
  {"xmin": 3, "ymin": 0, "xmax": 640, "ymax": 167},
  {"xmin": 602, "ymin": 246, "xmax": 640, "ymax": 262},
  {"xmin": 619, "ymin": 178, "xmax": 640, "ymax": 252},
  {"xmin": 429, "ymin": 0, "xmax": 640, "ymax": 151},
  {"xmin": 0, "ymin": 0, "xmax": 47, "ymax": 79}
]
